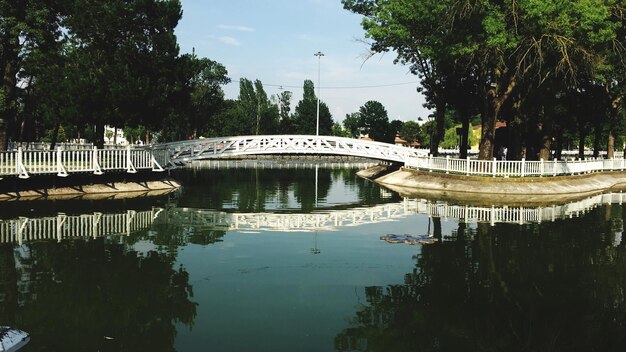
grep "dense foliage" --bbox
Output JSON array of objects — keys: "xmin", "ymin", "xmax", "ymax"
[
  {"xmin": 344, "ymin": 0, "xmax": 626, "ymax": 159},
  {"xmin": 0, "ymin": 0, "xmax": 347, "ymax": 150}
]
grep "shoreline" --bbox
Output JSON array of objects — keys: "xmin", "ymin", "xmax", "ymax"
[
  {"xmin": 358, "ymin": 165, "xmax": 626, "ymax": 206},
  {"xmin": 0, "ymin": 172, "xmax": 181, "ymax": 201}
]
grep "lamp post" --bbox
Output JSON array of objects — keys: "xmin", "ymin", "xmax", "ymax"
[{"xmin": 314, "ymin": 51, "xmax": 324, "ymax": 136}]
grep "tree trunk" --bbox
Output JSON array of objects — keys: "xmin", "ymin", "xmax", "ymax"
[
  {"xmin": 95, "ymin": 122, "xmax": 105, "ymax": 149},
  {"xmin": 1, "ymin": 34, "xmax": 19, "ymax": 151},
  {"xmin": 608, "ymin": 129, "xmax": 615, "ymax": 159},
  {"xmin": 578, "ymin": 127, "xmax": 586, "ymax": 160},
  {"xmin": 554, "ymin": 128, "xmax": 563, "ymax": 160},
  {"xmin": 479, "ymin": 98, "xmax": 500, "ymax": 160},
  {"xmin": 458, "ymin": 108, "xmax": 470, "ymax": 159},
  {"xmin": 0, "ymin": 120, "xmax": 7, "ymax": 151},
  {"xmin": 430, "ymin": 100, "xmax": 446, "ymax": 156},
  {"xmin": 50, "ymin": 123, "xmax": 60, "ymax": 150},
  {"xmin": 432, "ymin": 216, "xmax": 442, "ymax": 241},
  {"xmin": 538, "ymin": 118, "xmax": 552, "ymax": 161},
  {"xmin": 593, "ymin": 119, "xmax": 602, "ymax": 158}
]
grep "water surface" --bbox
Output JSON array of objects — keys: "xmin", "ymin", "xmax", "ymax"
[{"xmin": 1, "ymin": 161, "xmax": 626, "ymax": 351}]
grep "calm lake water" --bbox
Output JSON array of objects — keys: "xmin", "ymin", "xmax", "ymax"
[{"xmin": 2, "ymin": 160, "xmax": 626, "ymax": 351}]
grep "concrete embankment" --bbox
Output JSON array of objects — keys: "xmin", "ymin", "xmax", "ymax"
[
  {"xmin": 358, "ymin": 165, "xmax": 626, "ymax": 206},
  {"xmin": 0, "ymin": 172, "xmax": 180, "ymax": 201}
]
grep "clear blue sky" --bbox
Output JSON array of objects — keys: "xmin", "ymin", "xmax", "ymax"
[{"xmin": 175, "ymin": 0, "xmax": 430, "ymax": 122}]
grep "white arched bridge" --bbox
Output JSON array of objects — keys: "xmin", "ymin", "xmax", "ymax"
[{"xmin": 151, "ymin": 135, "xmax": 427, "ymax": 167}]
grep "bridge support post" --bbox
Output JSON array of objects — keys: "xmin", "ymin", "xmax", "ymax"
[
  {"xmin": 16, "ymin": 147, "xmax": 29, "ymax": 179},
  {"xmin": 92, "ymin": 147, "xmax": 103, "ymax": 175},
  {"xmin": 151, "ymin": 154, "xmax": 164, "ymax": 172},
  {"xmin": 126, "ymin": 145, "xmax": 137, "ymax": 173},
  {"xmin": 56, "ymin": 147, "xmax": 68, "ymax": 177}
]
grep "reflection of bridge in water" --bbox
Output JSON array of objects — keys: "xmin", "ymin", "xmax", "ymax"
[
  {"xmin": 2, "ymin": 192, "xmax": 626, "ymax": 244},
  {"xmin": 0, "ymin": 209, "xmax": 162, "ymax": 245}
]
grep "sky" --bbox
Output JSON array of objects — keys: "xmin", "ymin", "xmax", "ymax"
[{"xmin": 174, "ymin": 0, "xmax": 430, "ymax": 123}]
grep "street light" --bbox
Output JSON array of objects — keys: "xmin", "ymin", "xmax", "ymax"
[{"xmin": 314, "ymin": 51, "xmax": 324, "ymax": 136}]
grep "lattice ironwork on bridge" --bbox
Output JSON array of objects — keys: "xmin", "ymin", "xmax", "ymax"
[{"xmin": 151, "ymin": 135, "xmax": 427, "ymax": 167}]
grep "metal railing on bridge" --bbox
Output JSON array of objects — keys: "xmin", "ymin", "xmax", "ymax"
[
  {"xmin": 0, "ymin": 145, "xmax": 164, "ymax": 179},
  {"xmin": 151, "ymin": 135, "xmax": 428, "ymax": 166},
  {"xmin": 150, "ymin": 135, "xmax": 626, "ymax": 178},
  {"xmin": 405, "ymin": 155, "xmax": 626, "ymax": 177}
]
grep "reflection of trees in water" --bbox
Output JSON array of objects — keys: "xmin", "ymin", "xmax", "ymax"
[
  {"xmin": 174, "ymin": 166, "xmax": 394, "ymax": 211},
  {"xmin": 336, "ymin": 206, "xmax": 626, "ymax": 351},
  {"xmin": 0, "ymin": 239, "xmax": 196, "ymax": 351}
]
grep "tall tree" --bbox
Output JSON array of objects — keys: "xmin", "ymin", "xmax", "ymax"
[
  {"xmin": 399, "ymin": 120, "xmax": 421, "ymax": 144},
  {"xmin": 343, "ymin": 112, "xmax": 361, "ymax": 138},
  {"xmin": 0, "ymin": 0, "xmax": 67, "ymax": 150},
  {"xmin": 358, "ymin": 100, "xmax": 394, "ymax": 143},
  {"xmin": 277, "ymin": 90, "xmax": 293, "ymax": 134},
  {"xmin": 293, "ymin": 80, "xmax": 333, "ymax": 135},
  {"xmin": 62, "ymin": 0, "xmax": 184, "ymax": 148}
]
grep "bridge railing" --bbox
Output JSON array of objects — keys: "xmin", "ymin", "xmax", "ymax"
[
  {"xmin": 405, "ymin": 155, "xmax": 626, "ymax": 177},
  {"xmin": 0, "ymin": 146, "xmax": 163, "ymax": 179},
  {"xmin": 152, "ymin": 135, "xmax": 428, "ymax": 165}
]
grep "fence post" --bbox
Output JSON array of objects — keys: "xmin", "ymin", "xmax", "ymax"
[
  {"xmin": 521, "ymin": 158, "xmax": 526, "ymax": 177},
  {"xmin": 56, "ymin": 146, "xmax": 68, "ymax": 177},
  {"xmin": 445, "ymin": 155, "xmax": 450, "ymax": 174},
  {"xmin": 553, "ymin": 159, "xmax": 557, "ymax": 177},
  {"xmin": 466, "ymin": 156, "xmax": 470, "ymax": 176},
  {"xmin": 492, "ymin": 158, "xmax": 496, "ymax": 178},
  {"xmin": 540, "ymin": 158, "xmax": 544, "ymax": 177},
  {"xmin": 429, "ymin": 154, "xmax": 433, "ymax": 172},
  {"xmin": 16, "ymin": 147, "xmax": 29, "ymax": 179},
  {"xmin": 126, "ymin": 145, "xmax": 137, "ymax": 173},
  {"xmin": 92, "ymin": 147, "xmax": 103, "ymax": 175},
  {"xmin": 151, "ymin": 149, "xmax": 164, "ymax": 172}
]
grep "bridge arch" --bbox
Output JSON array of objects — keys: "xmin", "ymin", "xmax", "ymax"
[{"xmin": 152, "ymin": 135, "xmax": 427, "ymax": 166}]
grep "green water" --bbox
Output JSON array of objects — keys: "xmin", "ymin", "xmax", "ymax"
[{"xmin": 1, "ymin": 161, "xmax": 626, "ymax": 351}]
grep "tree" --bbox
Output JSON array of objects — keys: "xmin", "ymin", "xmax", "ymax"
[
  {"xmin": 277, "ymin": 90, "xmax": 294, "ymax": 134},
  {"xmin": 331, "ymin": 122, "xmax": 350, "ymax": 137},
  {"xmin": 399, "ymin": 120, "xmax": 421, "ymax": 144},
  {"xmin": 343, "ymin": 0, "xmax": 624, "ymax": 159},
  {"xmin": 342, "ymin": 112, "xmax": 361, "ymax": 138},
  {"xmin": 358, "ymin": 100, "xmax": 394, "ymax": 143},
  {"xmin": 55, "ymin": 0, "xmax": 186, "ymax": 147},
  {"xmin": 293, "ymin": 80, "xmax": 333, "ymax": 135},
  {"xmin": 188, "ymin": 56, "xmax": 230, "ymax": 137},
  {"xmin": 0, "ymin": 0, "xmax": 68, "ymax": 150}
]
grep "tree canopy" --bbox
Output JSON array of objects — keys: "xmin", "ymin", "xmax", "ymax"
[{"xmin": 344, "ymin": 0, "xmax": 626, "ymax": 160}]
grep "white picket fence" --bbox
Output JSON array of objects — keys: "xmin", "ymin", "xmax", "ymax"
[
  {"xmin": 0, "ymin": 146, "xmax": 163, "ymax": 179},
  {"xmin": 404, "ymin": 155, "xmax": 626, "ymax": 177}
]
